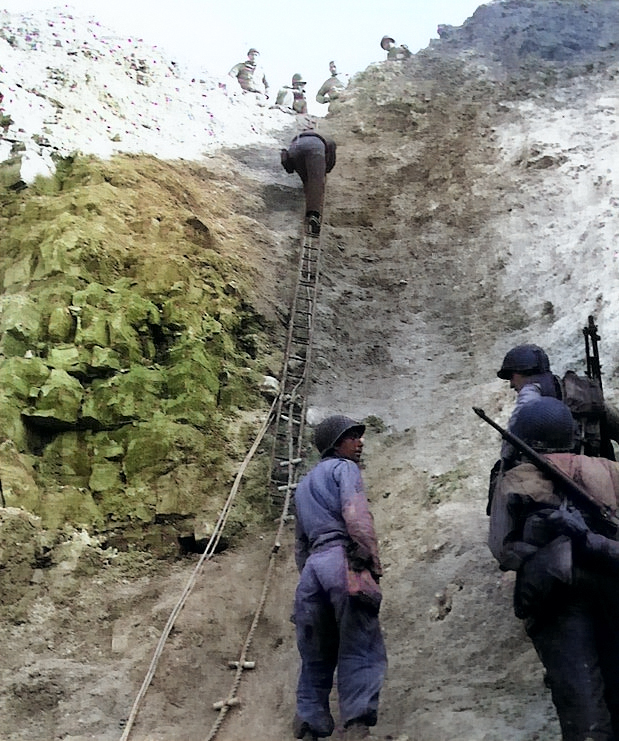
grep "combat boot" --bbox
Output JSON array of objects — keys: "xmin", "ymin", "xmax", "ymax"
[
  {"xmin": 305, "ymin": 213, "xmax": 321, "ymax": 236},
  {"xmin": 293, "ymin": 713, "xmax": 320, "ymax": 740}
]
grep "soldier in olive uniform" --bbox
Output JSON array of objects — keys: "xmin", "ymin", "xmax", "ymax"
[
  {"xmin": 275, "ymin": 74, "xmax": 307, "ymax": 114},
  {"xmin": 380, "ymin": 35, "xmax": 411, "ymax": 61},
  {"xmin": 228, "ymin": 48, "xmax": 269, "ymax": 98},
  {"xmin": 316, "ymin": 61, "xmax": 346, "ymax": 105}
]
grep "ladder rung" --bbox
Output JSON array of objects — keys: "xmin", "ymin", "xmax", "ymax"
[{"xmin": 279, "ymin": 458, "xmax": 302, "ymax": 467}]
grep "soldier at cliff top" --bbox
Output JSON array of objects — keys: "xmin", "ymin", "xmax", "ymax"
[
  {"xmin": 315, "ymin": 61, "xmax": 346, "ymax": 105},
  {"xmin": 228, "ymin": 48, "xmax": 269, "ymax": 98},
  {"xmin": 380, "ymin": 35, "xmax": 412, "ymax": 61},
  {"xmin": 274, "ymin": 73, "xmax": 307, "ymax": 114}
]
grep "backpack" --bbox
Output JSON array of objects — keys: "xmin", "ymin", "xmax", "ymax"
[{"xmin": 561, "ymin": 370, "xmax": 610, "ymax": 458}]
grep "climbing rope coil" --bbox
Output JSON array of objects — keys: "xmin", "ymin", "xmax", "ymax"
[{"xmin": 119, "ymin": 227, "xmax": 322, "ymax": 741}]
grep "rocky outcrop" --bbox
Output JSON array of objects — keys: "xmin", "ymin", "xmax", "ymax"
[{"xmin": 0, "ymin": 152, "xmax": 283, "ymax": 553}]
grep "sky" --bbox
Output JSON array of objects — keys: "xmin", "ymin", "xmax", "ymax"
[{"xmin": 3, "ymin": 0, "xmax": 487, "ymax": 114}]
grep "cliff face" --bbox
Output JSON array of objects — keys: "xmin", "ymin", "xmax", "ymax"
[
  {"xmin": 0, "ymin": 8, "xmax": 300, "ymax": 556},
  {"xmin": 2, "ymin": 1, "xmax": 619, "ymax": 740}
]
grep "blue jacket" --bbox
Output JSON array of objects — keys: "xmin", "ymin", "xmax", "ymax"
[{"xmin": 294, "ymin": 456, "xmax": 382, "ymax": 576}]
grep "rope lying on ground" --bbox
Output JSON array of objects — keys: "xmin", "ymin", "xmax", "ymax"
[{"xmin": 119, "ymin": 397, "xmax": 278, "ymax": 741}]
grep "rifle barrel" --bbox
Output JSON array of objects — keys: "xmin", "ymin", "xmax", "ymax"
[{"xmin": 472, "ymin": 406, "xmax": 619, "ymax": 528}]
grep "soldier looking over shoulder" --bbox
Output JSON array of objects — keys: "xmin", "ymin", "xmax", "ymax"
[{"xmin": 293, "ymin": 415, "xmax": 387, "ymax": 741}]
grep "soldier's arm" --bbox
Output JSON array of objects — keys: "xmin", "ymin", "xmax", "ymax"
[
  {"xmin": 337, "ymin": 461, "xmax": 382, "ymax": 577},
  {"xmin": 604, "ymin": 401, "xmax": 619, "ymax": 443},
  {"xmin": 575, "ymin": 530, "xmax": 619, "ymax": 570},
  {"xmin": 544, "ymin": 502, "xmax": 619, "ymax": 569},
  {"xmin": 316, "ymin": 80, "xmax": 329, "ymax": 104},
  {"xmin": 501, "ymin": 383, "xmax": 543, "ymax": 459}
]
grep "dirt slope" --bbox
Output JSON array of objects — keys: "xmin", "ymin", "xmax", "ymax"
[{"xmin": 3, "ymin": 1, "xmax": 619, "ymax": 740}]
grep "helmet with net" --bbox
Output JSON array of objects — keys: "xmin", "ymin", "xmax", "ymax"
[{"xmin": 512, "ymin": 397, "xmax": 575, "ymax": 453}]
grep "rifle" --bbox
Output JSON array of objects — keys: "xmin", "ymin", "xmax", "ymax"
[
  {"xmin": 584, "ymin": 314, "xmax": 603, "ymax": 394},
  {"xmin": 473, "ymin": 406, "xmax": 619, "ymax": 531},
  {"xmin": 582, "ymin": 315, "xmax": 616, "ymax": 460}
]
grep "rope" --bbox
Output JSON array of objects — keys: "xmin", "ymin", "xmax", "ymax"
[
  {"xmin": 204, "ymin": 442, "xmax": 295, "ymax": 741},
  {"xmin": 204, "ymin": 265, "xmax": 314, "ymax": 740},
  {"xmin": 119, "ymin": 397, "xmax": 277, "ymax": 741},
  {"xmin": 122, "ymin": 206, "xmax": 323, "ymax": 741}
]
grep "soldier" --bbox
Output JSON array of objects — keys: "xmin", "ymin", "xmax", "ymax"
[
  {"xmin": 293, "ymin": 415, "xmax": 387, "ymax": 741},
  {"xmin": 274, "ymin": 74, "xmax": 307, "ymax": 114},
  {"xmin": 496, "ymin": 344, "xmax": 562, "ymax": 464},
  {"xmin": 497, "ymin": 342, "xmax": 619, "ymax": 463},
  {"xmin": 228, "ymin": 48, "xmax": 269, "ymax": 98},
  {"xmin": 316, "ymin": 61, "xmax": 346, "ymax": 105},
  {"xmin": 380, "ymin": 35, "xmax": 412, "ymax": 61},
  {"xmin": 488, "ymin": 397, "xmax": 619, "ymax": 741},
  {"xmin": 280, "ymin": 119, "xmax": 336, "ymax": 236}
]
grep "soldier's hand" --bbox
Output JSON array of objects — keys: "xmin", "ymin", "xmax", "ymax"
[{"xmin": 545, "ymin": 504, "xmax": 589, "ymax": 541}]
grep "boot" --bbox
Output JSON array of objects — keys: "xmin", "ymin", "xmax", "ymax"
[
  {"xmin": 293, "ymin": 713, "xmax": 320, "ymax": 740},
  {"xmin": 305, "ymin": 213, "xmax": 321, "ymax": 236}
]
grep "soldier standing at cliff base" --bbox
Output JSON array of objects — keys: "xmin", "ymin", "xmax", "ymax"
[
  {"xmin": 293, "ymin": 415, "xmax": 386, "ymax": 741},
  {"xmin": 488, "ymin": 397, "xmax": 619, "ymax": 741}
]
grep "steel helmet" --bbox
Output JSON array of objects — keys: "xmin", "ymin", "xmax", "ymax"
[
  {"xmin": 247, "ymin": 48, "xmax": 259, "ymax": 56},
  {"xmin": 380, "ymin": 35, "xmax": 395, "ymax": 50},
  {"xmin": 512, "ymin": 397, "xmax": 575, "ymax": 452},
  {"xmin": 292, "ymin": 73, "xmax": 306, "ymax": 85},
  {"xmin": 497, "ymin": 344, "xmax": 551, "ymax": 380},
  {"xmin": 314, "ymin": 415, "xmax": 366, "ymax": 457}
]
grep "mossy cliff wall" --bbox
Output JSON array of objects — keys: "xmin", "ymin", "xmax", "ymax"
[{"xmin": 0, "ymin": 153, "xmax": 277, "ymax": 554}]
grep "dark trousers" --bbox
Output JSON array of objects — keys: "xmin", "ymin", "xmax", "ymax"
[
  {"xmin": 525, "ymin": 570, "xmax": 619, "ymax": 741},
  {"xmin": 288, "ymin": 136, "xmax": 327, "ymax": 216},
  {"xmin": 294, "ymin": 546, "xmax": 387, "ymax": 736}
]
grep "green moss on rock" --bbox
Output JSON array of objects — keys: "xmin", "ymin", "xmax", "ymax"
[
  {"xmin": 0, "ymin": 153, "xmax": 276, "ymax": 548},
  {"xmin": 24, "ymin": 369, "xmax": 84, "ymax": 428}
]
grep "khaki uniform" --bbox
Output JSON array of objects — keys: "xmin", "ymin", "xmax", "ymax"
[
  {"xmin": 229, "ymin": 61, "xmax": 268, "ymax": 95},
  {"xmin": 316, "ymin": 75, "xmax": 345, "ymax": 104}
]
